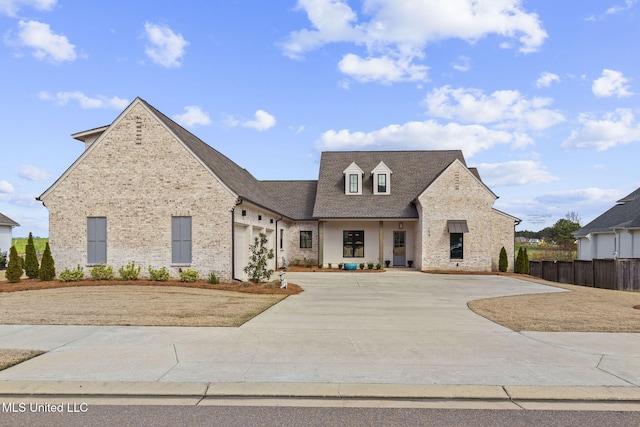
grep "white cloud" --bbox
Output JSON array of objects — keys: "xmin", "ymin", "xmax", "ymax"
[
  {"xmin": 535, "ymin": 188, "xmax": 625, "ymax": 206},
  {"xmin": 338, "ymin": 53, "xmax": 428, "ymax": 83},
  {"xmin": 592, "ymin": 69, "xmax": 633, "ymax": 97},
  {"xmin": 172, "ymin": 106, "xmax": 211, "ymax": 127},
  {"xmin": 225, "ymin": 110, "xmax": 277, "ymax": 131},
  {"xmin": 144, "ymin": 22, "xmax": 188, "ymax": 68},
  {"xmin": 536, "ymin": 71, "xmax": 560, "ymax": 88},
  {"xmin": 243, "ymin": 110, "xmax": 276, "ymax": 131},
  {"xmin": 17, "ymin": 165, "xmax": 49, "ymax": 181},
  {"xmin": 451, "ymin": 55, "xmax": 470, "ymax": 72},
  {"xmin": 561, "ymin": 109, "xmax": 640, "ymax": 151},
  {"xmin": 0, "ymin": 180, "xmax": 15, "ymax": 194},
  {"xmin": 0, "ymin": 0, "xmax": 56, "ymax": 17},
  {"xmin": 474, "ymin": 161, "xmax": 558, "ymax": 187},
  {"xmin": 606, "ymin": 0, "xmax": 637, "ymax": 15},
  {"xmin": 16, "ymin": 20, "xmax": 76, "ymax": 63},
  {"xmin": 316, "ymin": 120, "xmax": 528, "ymax": 156},
  {"xmin": 39, "ymin": 91, "xmax": 129, "ymax": 109},
  {"xmin": 283, "ymin": 0, "xmax": 547, "ymax": 84},
  {"xmin": 423, "ymin": 85, "xmax": 565, "ymax": 131}
]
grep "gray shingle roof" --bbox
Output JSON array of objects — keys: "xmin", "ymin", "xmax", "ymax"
[
  {"xmin": 312, "ymin": 150, "xmax": 466, "ymax": 219},
  {"xmin": 261, "ymin": 181, "xmax": 317, "ymax": 220},
  {"xmin": 574, "ymin": 187, "xmax": 640, "ymax": 237},
  {"xmin": 0, "ymin": 213, "xmax": 19, "ymax": 227}
]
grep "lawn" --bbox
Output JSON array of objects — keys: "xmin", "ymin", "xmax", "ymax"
[{"xmin": 9, "ymin": 237, "xmax": 48, "ymax": 255}]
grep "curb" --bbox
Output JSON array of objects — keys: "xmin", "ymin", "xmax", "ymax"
[{"xmin": 2, "ymin": 381, "xmax": 640, "ymax": 408}]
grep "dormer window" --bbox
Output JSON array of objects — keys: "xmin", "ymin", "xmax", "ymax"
[
  {"xmin": 343, "ymin": 162, "xmax": 364, "ymax": 195},
  {"xmin": 372, "ymin": 161, "xmax": 392, "ymax": 195}
]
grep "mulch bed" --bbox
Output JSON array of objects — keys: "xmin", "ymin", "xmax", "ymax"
[
  {"xmin": 286, "ymin": 266, "xmax": 386, "ymax": 273},
  {"xmin": 0, "ymin": 278, "xmax": 302, "ymax": 295}
]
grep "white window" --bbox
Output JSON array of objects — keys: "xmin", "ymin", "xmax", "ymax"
[
  {"xmin": 372, "ymin": 161, "xmax": 392, "ymax": 195},
  {"xmin": 343, "ymin": 162, "xmax": 364, "ymax": 195}
]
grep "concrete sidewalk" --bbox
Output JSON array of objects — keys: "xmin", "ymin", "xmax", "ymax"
[{"xmin": 1, "ymin": 271, "xmax": 640, "ymax": 409}]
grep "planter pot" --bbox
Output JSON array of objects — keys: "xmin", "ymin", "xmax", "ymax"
[{"xmin": 344, "ymin": 263, "xmax": 358, "ymax": 270}]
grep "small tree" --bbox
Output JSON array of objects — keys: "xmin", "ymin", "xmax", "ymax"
[
  {"xmin": 5, "ymin": 246, "xmax": 23, "ymax": 283},
  {"xmin": 515, "ymin": 247, "xmax": 524, "ymax": 274},
  {"xmin": 498, "ymin": 247, "xmax": 508, "ymax": 272},
  {"xmin": 243, "ymin": 232, "xmax": 274, "ymax": 283},
  {"xmin": 523, "ymin": 247, "xmax": 530, "ymax": 274},
  {"xmin": 38, "ymin": 242, "xmax": 55, "ymax": 281},
  {"xmin": 24, "ymin": 232, "xmax": 40, "ymax": 279}
]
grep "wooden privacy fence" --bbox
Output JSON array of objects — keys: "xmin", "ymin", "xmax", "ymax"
[{"xmin": 528, "ymin": 258, "xmax": 640, "ymax": 291}]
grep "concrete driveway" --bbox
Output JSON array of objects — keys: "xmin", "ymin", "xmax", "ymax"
[{"xmin": 1, "ymin": 271, "xmax": 640, "ymax": 387}]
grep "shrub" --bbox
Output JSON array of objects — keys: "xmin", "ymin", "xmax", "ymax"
[
  {"xmin": 317, "ymin": 264, "xmax": 323, "ymax": 269},
  {"xmin": 148, "ymin": 266, "xmax": 170, "ymax": 281},
  {"xmin": 118, "ymin": 261, "xmax": 141, "ymax": 280},
  {"xmin": 376, "ymin": 263, "xmax": 382, "ymax": 270},
  {"xmin": 328, "ymin": 263, "xmax": 332, "ymax": 269},
  {"xmin": 499, "ymin": 247, "xmax": 508, "ymax": 272},
  {"xmin": 5, "ymin": 246, "xmax": 23, "ymax": 283},
  {"xmin": 367, "ymin": 262, "xmax": 374, "ymax": 269},
  {"xmin": 515, "ymin": 247, "xmax": 524, "ymax": 274},
  {"xmin": 90, "ymin": 263, "xmax": 114, "ymax": 280},
  {"xmin": 24, "ymin": 232, "xmax": 39, "ymax": 279},
  {"xmin": 207, "ymin": 272, "xmax": 219, "ymax": 284},
  {"xmin": 180, "ymin": 269, "xmax": 199, "ymax": 283},
  {"xmin": 59, "ymin": 265, "xmax": 84, "ymax": 282},
  {"xmin": 38, "ymin": 242, "xmax": 55, "ymax": 281},
  {"xmin": 0, "ymin": 249, "xmax": 6, "ymax": 269},
  {"xmin": 523, "ymin": 248, "xmax": 530, "ymax": 274},
  {"xmin": 359, "ymin": 263, "xmax": 365, "ymax": 270},
  {"xmin": 338, "ymin": 263, "xmax": 343, "ymax": 270},
  {"xmin": 244, "ymin": 233, "xmax": 274, "ymax": 282},
  {"xmin": 304, "ymin": 258, "xmax": 315, "ymax": 268}
]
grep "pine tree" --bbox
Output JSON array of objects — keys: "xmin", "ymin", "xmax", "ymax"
[
  {"xmin": 24, "ymin": 232, "xmax": 40, "ymax": 279},
  {"xmin": 38, "ymin": 242, "xmax": 56, "ymax": 281},
  {"xmin": 515, "ymin": 247, "xmax": 524, "ymax": 274},
  {"xmin": 498, "ymin": 247, "xmax": 508, "ymax": 272},
  {"xmin": 523, "ymin": 248, "xmax": 530, "ymax": 274},
  {"xmin": 5, "ymin": 246, "xmax": 23, "ymax": 283}
]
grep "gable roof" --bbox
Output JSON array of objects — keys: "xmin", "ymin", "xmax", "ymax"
[
  {"xmin": 312, "ymin": 150, "xmax": 466, "ymax": 219},
  {"xmin": 0, "ymin": 213, "xmax": 19, "ymax": 227},
  {"xmin": 261, "ymin": 181, "xmax": 317, "ymax": 220},
  {"xmin": 574, "ymin": 187, "xmax": 640, "ymax": 237}
]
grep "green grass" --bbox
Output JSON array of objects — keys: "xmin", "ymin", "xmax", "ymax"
[
  {"xmin": 10, "ymin": 237, "xmax": 48, "ymax": 255},
  {"xmin": 515, "ymin": 243, "xmax": 576, "ymax": 261}
]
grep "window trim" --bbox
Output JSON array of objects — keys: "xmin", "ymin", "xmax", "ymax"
[
  {"xmin": 299, "ymin": 230, "xmax": 313, "ymax": 249},
  {"xmin": 377, "ymin": 173, "xmax": 387, "ymax": 193},
  {"xmin": 343, "ymin": 230, "xmax": 365, "ymax": 258},
  {"xmin": 349, "ymin": 174, "xmax": 359, "ymax": 193}
]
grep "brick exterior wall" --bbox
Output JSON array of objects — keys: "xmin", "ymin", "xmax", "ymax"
[
  {"xmin": 415, "ymin": 160, "xmax": 516, "ymax": 272},
  {"xmin": 41, "ymin": 102, "xmax": 238, "ymax": 280},
  {"xmin": 286, "ymin": 221, "xmax": 319, "ymax": 266}
]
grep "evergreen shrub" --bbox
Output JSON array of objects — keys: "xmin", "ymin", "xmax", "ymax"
[{"xmin": 38, "ymin": 242, "xmax": 55, "ymax": 281}]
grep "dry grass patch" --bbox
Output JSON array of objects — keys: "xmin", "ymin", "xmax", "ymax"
[
  {"xmin": 0, "ymin": 349, "xmax": 44, "ymax": 371},
  {"xmin": 469, "ymin": 280, "xmax": 640, "ymax": 332}
]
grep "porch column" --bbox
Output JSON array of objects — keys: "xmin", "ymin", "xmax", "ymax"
[
  {"xmin": 379, "ymin": 221, "xmax": 384, "ymax": 265},
  {"xmin": 318, "ymin": 221, "xmax": 324, "ymax": 267}
]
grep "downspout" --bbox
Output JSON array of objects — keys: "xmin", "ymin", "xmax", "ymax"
[{"xmin": 231, "ymin": 198, "xmax": 242, "ymax": 281}]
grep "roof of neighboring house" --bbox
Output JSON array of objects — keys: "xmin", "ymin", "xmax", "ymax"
[
  {"xmin": 574, "ymin": 187, "xmax": 640, "ymax": 237},
  {"xmin": 312, "ymin": 150, "xmax": 467, "ymax": 219},
  {"xmin": 0, "ymin": 213, "xmax": 19, "ymax": 227}
]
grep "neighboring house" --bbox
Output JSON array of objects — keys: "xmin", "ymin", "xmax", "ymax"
[
  {"xmin": 0, "ymin": 212, "xmax": 19, "ymax": 256},
  {"xmin": 574, "ymin": 187, "xmax": 640, "ymax": 260},
  {"xmin": 38, "ymin": 98, "xmax": 519, "ymax": 280}
]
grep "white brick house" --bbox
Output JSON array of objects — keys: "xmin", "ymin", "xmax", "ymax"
[{"xmin": 39, "ymin": 98, "xmax": 519, "ymax": 279}]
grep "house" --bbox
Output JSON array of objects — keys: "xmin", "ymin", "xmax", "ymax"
[
  {"xmin": 38, "ymin": 97, "xmax": 519, "ymax": 280},
  {"xmin": 574, "ymin": 187, "xmax": 640, "ymax": 260},
  {"xmin": 0, "ymin": 213, "xmax": 19, "ymax": 256}
]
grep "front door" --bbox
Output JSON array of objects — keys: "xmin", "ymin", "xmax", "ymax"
[{"xmin": 393, "ymin": 231, "xmax": 406, "ymax": 266}]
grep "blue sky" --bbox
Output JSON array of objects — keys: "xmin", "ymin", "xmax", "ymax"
[{"xmin": 1, "ymin": 0, "xmax": 639, "ymax": 238}]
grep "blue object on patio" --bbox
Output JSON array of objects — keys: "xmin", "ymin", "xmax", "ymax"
[{"xmin": 344, "ymin": 263, "xmax": 357, "ymax": 270}]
